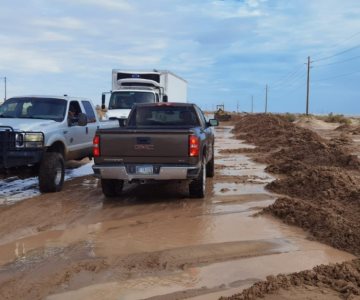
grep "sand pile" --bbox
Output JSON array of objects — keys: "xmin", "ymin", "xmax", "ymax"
[
  {"xmin": 221, "ymin": 259, "xmax": 360, "ymax": 300},
  {"xmin": 336, "ymin": 124, "xmax": 360, "ymax": 135},
  {"xmin": 232, "ymin": 114, "xmax": 360, "ymax": 254},
  {"xmin": 225, "ymin": 114, "xmax": 360, "ymax": 299}
]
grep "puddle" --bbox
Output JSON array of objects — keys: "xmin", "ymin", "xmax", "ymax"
[
  {"xmin": 47, "ymin": 245, "xmax": 354, "ymax": 300},
  {"xmin": 214, "ymin": 182, "xmax": 268, "ymax": 195}
]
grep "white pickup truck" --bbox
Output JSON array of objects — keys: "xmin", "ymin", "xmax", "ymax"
[{"xmin": 0, "ymin": 95, "xmax": 118, "ymax": 193}]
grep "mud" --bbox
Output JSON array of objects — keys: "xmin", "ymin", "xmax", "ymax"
[
  {"xmin": 0, "ymin": 124, "xmax": 356, "ymax": 299},
  {"xmin": 221, "ymin": 259, "xmax": 360, "ymax": 300},
  {"xmin": 227, "ymin": 114, "xmax": 360, "ymax": 299}
]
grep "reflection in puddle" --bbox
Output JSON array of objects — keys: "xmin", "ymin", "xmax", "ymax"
[{"xmin": 214, "ymin": 182, "xmax": 268, "ymax": 195}]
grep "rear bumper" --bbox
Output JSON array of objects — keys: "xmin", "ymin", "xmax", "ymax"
[{"xmin": 92, "ymin": 163, "xmax": 201, "ymax": 181}]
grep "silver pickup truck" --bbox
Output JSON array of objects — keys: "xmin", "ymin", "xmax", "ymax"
[
  {"xmin": 93, "ymin": 102, "xmax": 218, "ymax": 198},
  {"xmin": 0, "ymin": 95, "xmax": 118, "ymax": 192}
]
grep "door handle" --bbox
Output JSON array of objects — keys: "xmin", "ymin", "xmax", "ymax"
[{"xmin": 86, "ymin": 127, "xmax": 89, "ymax": 134}]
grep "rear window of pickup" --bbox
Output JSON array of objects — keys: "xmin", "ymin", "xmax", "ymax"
[{"xmin": 128, "ymin": 106, "xmax": 200, "ymax": 127}]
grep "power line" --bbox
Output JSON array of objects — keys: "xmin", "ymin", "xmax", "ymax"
[
  {"xmin": 270, "ymin": 64, "xmax": 305, "ymax": 88},
  {"xmin": 313, "ymin": 43, "xmax": 360, "ymax": 62},
  {"xmin": 312, "ymin": 31, "xmax": 360, "ymax": 60},
  {"xmin": 313, "ymin": 70, "xmax": 360, "ymax": 82},
  {"xmin": 313, "ymin": 54, "xmax": 360, "ymax": 68},
  {"xmin": 271, "ymin": 71, "xmax": 307, "ymax": 91}
]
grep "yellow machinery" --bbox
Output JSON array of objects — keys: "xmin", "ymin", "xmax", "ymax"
[{"xmin": 214, "ymin": 105, "xmax": 231, "ymax": 121}]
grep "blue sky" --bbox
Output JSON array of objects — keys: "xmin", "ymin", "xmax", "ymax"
[{"xmin": 0, "ymin": 0, "xmax": 359, "ymax": 114}]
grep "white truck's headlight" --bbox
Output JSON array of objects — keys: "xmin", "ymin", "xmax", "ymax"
[
  {"xmin": 24, "ymin": 133, "xmax": 44, "ymax": 148},
  {"xmin": 25, "ymin": 133, "xmax": 44, "ymax": 142}
]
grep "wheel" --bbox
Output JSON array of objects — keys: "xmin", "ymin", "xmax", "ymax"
[
  {"xmin": 206, "ymin": 149, "xmax": 215, "ymax": 178},
  {"xmin": 39, "ymin": 152, "xmax": 65, "ymax": 193},
  {"xmin": 189, "ymin": 157, "xmax": 206, "ymax": 198},
  {"xmin": 101, "ymin": 179, "xmax": 124, "ymax": 197}
]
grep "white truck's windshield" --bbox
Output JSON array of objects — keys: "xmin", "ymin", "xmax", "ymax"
[
  {"xmin": 0, "ymin": 98, "xmax": 67, "ymax": 122},
  {"xmin": 108, "ymin": 91, "xmax": 155, "ymax": 109}
]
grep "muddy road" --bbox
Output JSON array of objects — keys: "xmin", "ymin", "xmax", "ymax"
[{"xmin": 0, "ymin": 126, "xmax": 355, "ymax": 300}]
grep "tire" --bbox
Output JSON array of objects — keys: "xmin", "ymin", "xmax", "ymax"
[
  {"xmin": 101, "ymin": 179, "xmax": 124, "ymax": 197},
  {"xmin": 189, "ymin": 157, "xmax": 206, "ymax": 198},
  {"xmin": 206, "ymin": 149, "xmax": 215, "ymax": 178},
  {"xmin": 39, "ymin": 152, "xmax": 65, "ymax": 193}
]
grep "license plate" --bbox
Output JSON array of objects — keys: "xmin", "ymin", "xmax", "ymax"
[{"xmin": 136, "ymin": 165, "xmax": 153, "ymax": 175}]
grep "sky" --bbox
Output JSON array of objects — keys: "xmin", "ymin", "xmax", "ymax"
[{"xmin": 0, "ymin": 0, "xmax": 359, "ymax": 114}]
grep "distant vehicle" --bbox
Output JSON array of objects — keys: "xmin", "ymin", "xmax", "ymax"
[
  {"xmin": 214, "ymin": 104, "xmax": 231, "ymax": 121},
  {"xmin": 93, "ymin": 102, "xmax": 218, "ymax": 198},
  {"xmin": 102, "ymin": 70, "xmax": 187, "ymax": 122},
  {"xmin": 0, "ymin": 95, "xmax": 118, "ymax": 192}
]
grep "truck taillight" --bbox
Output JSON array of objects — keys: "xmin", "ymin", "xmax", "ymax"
[
  {"xmin": 93, "ymin": 135, "xmax": 100, "ymax": 157},
  {"xmin": 189, "ymin": 135, "xmax": 199, "ymax": 157}
]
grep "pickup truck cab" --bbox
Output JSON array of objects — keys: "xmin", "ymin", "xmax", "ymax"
[
  {"xmin": 92, "ymin": 102, "xmax": 218, "ymax": 198},
  {"xmin": 0, "ymin": 95, "xmax": 118, "ymax": 192}
]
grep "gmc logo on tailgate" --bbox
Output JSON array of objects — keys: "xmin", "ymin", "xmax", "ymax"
[{"xmin": 134, "ymin": 144, "xmax": 155, "ymax": 151}]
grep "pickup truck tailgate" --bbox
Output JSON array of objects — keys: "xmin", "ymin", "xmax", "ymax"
[{"xmin": 99, "ymin": 129, "xmax": 192, "ymax": 158}]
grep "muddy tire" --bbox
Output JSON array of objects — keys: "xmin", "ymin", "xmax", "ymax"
[
  {"xmin": 101, "ymin": 179, "xmax": 124, "ymax": 197},
  {"xmin": 38, "ymin": 152, "xmax": 65, "ymax": 193},
  {"xmin": 189, "ymin": 157, "xmax": 206, "ymax": 198},
  {"xmin": 206, "ymin": 151, "xmax": 215, "ymax": 178}
]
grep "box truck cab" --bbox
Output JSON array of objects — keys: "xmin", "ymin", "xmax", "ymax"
[{"xmin": 102, "ymin": 70, "xmax": 187, "ymax": 121}]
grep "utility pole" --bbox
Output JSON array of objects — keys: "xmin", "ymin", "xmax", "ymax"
[
  {"xmin": 237, "ymin": 100, "xmax": 239, "ymax": 113},
  {"xmin": 251, "ymin": 95, "xmax": 254, "ymax": 113},
  {"xmin": 265, "ymin": 85, "xmax": 268, "ymax": 113},
  {"xmin": 306, "ymin": 56, "xmax": 311, "ymax": 116}
]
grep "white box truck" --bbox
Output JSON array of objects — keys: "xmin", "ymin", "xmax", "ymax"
[{"xmin": 102, "ymin": 70, "xmax": 187, "ymax": 121}]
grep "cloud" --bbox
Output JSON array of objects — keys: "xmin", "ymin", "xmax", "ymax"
[
  {"xmin": 68, "ymin": 0, "xmax": 133, "ymax": 11},
  {"xmin": 204, "ymin": 0, "xmax": 266, "ymax": 19},
  {"xmin": 0, "ymin": 48, "xmax": 62, "ymax": 73},
  {"xmin": 32, "ymin": 17, "xmax": 85, "ymax": 30},
  {"xmin": 37, "ymin": 31, "xmax": 73, "ymax": 42}
]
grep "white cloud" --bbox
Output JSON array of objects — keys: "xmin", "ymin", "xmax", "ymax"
[
  {"xmin": 68, "ymin": 0, "xmax": 133, "ymax": 11},
  {"xmin": 205, "ymin": 0, "xmax": 266, "ymax": 19},
  {"xmin": 37, "ymin": 31, "xmax": 73, "ymax": 42},
  {"xmin": 0, "ymin": 48, "xmax": 62, "ymax": 73},
  {"xmin": 32, "ymin": 17, "xmax": 85, "ymax": 30}
]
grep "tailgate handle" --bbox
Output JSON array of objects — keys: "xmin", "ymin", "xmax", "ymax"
[{"xmin": 137, "ymin": 137, "xmax": 151, "ymax": 144}]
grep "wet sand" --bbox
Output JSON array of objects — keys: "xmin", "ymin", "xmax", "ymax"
[{"xmin": 0, "ymin": 126, "xmax": 355, "ymax": 300}]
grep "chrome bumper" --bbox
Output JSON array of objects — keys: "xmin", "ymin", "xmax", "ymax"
[{"xmin": 92, "ymin": 164, "xmax": 200, "ymax": 181}]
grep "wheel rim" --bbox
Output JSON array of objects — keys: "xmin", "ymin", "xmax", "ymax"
[{"xmin": 54, "ymin": 165, "xmax": 63, "ymax": 186}]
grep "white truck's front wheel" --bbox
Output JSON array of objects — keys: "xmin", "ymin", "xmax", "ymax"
[{"xmin": 39, "ymin": 152, "xmax": 65, "ymax": 193}]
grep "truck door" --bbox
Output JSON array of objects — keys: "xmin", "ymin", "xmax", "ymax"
[
  {"xmin": 66, "ymin": 100, "xmax": 89, "ymax": 159},
  {"xmin": 81, "ymin": 100, "xmax": 99, "ymax": 151}
]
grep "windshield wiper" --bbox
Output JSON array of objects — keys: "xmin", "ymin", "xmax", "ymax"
[{"xmin": 0, "ymin": 114, "xmax": 15, "ymax": 118}]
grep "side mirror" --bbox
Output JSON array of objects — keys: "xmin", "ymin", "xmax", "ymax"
[
  {"xmin": 101, "ymin": 94, "xmax": 106, "ymax": 110},
  {"xmin": 208, "ymin": 119, "xmax": 219, "ymax": 127},
  {"xmin": 163, "ymin": 95, "xmax": 168, "ymax": 102},
  {"xmin": 77, "ymin": 113, "xmax": 88, "ymax": 126}
]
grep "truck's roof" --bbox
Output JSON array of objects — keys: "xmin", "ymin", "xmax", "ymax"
[
  {"xmin": 9, "ymin": 95, "xmax": 91, "ymax": 102},
  {"xmin": 134, "ymin": 102, "xmax": 194, "ymax": 108},
  {"xmin": 112, "ymin": 69, "xmax": 187, "ymax": 83}
]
